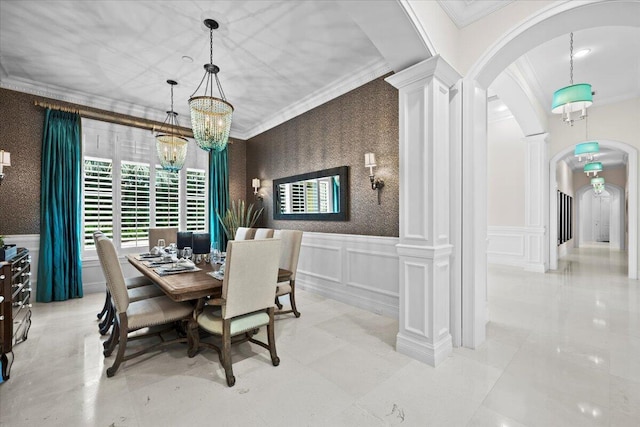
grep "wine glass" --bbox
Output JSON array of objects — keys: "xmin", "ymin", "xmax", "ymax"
[
  {"xmin": 157, "ymin": 238, "xmax": 166, "ymax": 249},
  {"xmin": 183, "ymin": 246, "xmax": 193, "ymax": 261}
]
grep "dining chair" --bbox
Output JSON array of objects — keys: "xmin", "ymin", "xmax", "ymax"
[
  {"xmin": 96, "ymin": 237, "xmax": 193, "ymax": 377},
  {"xmin": 234, "ymin": 227, "xmax": 256, "ymax": 240},
  {"xmin": 254, "ymin": 228, "xmax": 274, "ymax": 239},
  {"xmin": 148, "ymin": 227, "xmax": 178, "ymax": 251},
  {"xmin": 273, "ymin": 230, "xmax": 303, "ymax": 318},
  {"xmin": 94, "ymin": 231, "xmax": 162, "ymax": 336},
  {"xmin": 187, "ymin": 239, "xmax": 281, "ymax": 387}
]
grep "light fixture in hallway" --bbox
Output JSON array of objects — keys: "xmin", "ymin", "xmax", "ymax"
[
  {"xmin": 584, "ymin": 161, "xmax": 603, "ymax": 177},
  {"xmin": 574, "ymin": 141, "xmax": 599, "ymax": 162},
  {"xmin": 189, "ymin": 19, "xmax": 234, "ymax": 153},
  {"xmin": 591, "ymin": 176, "xmax": 605, "ymax": 194},
  {"xmin": 551, "ymin": 32, "xmax": 593, "ymax": 126},
  {"xmin": 156, "ymin": 80, "xmax": 188, "ymax": 172}
]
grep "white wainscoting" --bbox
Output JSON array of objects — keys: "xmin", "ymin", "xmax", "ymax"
[
  {"xmin": 487, "ymin": 226, "xmax": 527, "ymax": 268},
  {"xmin": 296, "ymin": 232, "xmax": 400, "ymax": 318}
]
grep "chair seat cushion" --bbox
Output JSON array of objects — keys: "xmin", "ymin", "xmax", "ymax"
[
  {"xmin": 276, "ymin": 282, "xmax": 292, "ymax": 296},
  {"xmin": 128, "ymin": 284, "xmax": 164, "ymax": 302},
  {"xmin": 127, "ymin": 296, "xmax": 192, "ymax": 330},
  {"xmin": 197, "ymin": 305, "xmax": 269, "ymax": 336},
  {"xmin": 125, "ymin": 275, "xmax": 153, "ymax": 289}
]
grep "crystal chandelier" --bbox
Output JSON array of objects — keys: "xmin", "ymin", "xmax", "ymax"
[
  {"xmin": 551, "ymin": 32, "xmax": 593, "ymax": 126},
  {"xmin": 189, "ymin": 19, "xmax": 234, "ymax": 152},
  {"xmin": 156, "ymin": 80, "xmax": 188, "ymax": 172}
]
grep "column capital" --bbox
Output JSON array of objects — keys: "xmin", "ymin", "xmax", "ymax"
[{"xmin": 385, "ymin": 55, "xmax": 461, "ymax": 89}]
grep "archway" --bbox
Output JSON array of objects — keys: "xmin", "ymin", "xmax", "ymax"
[
  {"xmin": 576, "ymin": 183, "xmax": 626, "ymax": 251},
  {"xmin": 457, "ymin": 0, "xmax": 640, "ymax": 348}
]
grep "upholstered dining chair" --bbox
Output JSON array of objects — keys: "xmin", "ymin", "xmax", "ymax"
[
  {"xmin": 187, "ymin": 239, "xmax": 281, "ymax": 387},
  {"xmin": 94, "ymin": 231, "xmax": 163, "ymax": 337},
  {"xmin": 148, "ymin": 226, "xmax": 178, "ymax": 250},
  {"xmin": 273, "ymin": 230, "xmax": 303, "ymax": 317},
  {"xmin": 96, "ymin": 237, "xmax": 193, "ymax": 377},
  {"xmin": 234, "ymin": 227, "xmax": 256, "ymax": 240},
  {"xmin": 254, "ymin": 228, "xmax": 274, "ymax": 239}
]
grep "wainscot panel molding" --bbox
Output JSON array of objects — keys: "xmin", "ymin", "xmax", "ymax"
[
  {"xmin": 296, "ymin": 232, "xmax": 399, "ymax": 318},
  {"xmin": 487, "ymin": 226, "xmax": 548, "ymax": 272}
]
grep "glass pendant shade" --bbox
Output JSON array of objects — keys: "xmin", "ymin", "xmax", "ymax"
[
  {"xmin": 189, "ymin": 96, "xmax": 233, "ymax": 152},
  {"xmin": 583, "ymin": 161, "xmax": 603, "ymax": 176},
  {"xmin": 551, "ymin": 83, "xmax": 593, "ymax": 115},
  {"xmin": 574, "ymin": 141, "xmax": 599, "ymax": 162},
  {"xmin": 156, "ymin": 132, "xmax": 188, "ymax": 172},
  {"xmin": 156, "ymin": 80, "xmax": 188, "ymax": 172}
]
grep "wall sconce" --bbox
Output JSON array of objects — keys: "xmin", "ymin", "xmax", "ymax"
[
  {"xmin": 364, "ymin": 152, "xmax": 384, "ymax": 204},
  {"xmin": 252, "ymin": 178, "xmax": 262, "ymax": 200},
  {"xmin": 0, "ymin": 150, "xmax": 11, "ymax": 186}
]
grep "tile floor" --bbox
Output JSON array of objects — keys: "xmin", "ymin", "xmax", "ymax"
[{"xmin": 1, "ymin": 245, "xmax": 639, "ymax": 426}]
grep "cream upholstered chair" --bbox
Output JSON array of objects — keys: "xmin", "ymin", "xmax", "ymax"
[
  {"xmin": 254, "ymin": 228, "xmax": 274, "ymax": 239},
  {"xmin": 273, "ymin": 230, "xmax": 303, "ymax": 317},
  {"xmin": 187, "ymin": 239, "xmax": 281, "ymax": 387},
  {"xmin": 96, "ymin": 237, "xmax": 193, "ymax": 377},
  {"xmin": 148, "ymin": 226, "xmax": 178, "ymax": 250},
  {"xmin": 234, "ymin": 227, "xmax": 256, "ymax": 240},
  {"xmin": 94, "ymin": 231, "xmax": 162, "ymax": 336}
]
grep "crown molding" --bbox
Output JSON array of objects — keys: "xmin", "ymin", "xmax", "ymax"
[
  {"xmin": 237, "ymin": 58, "xmax": 391, "ymax": 140},
  {"xmin": 437, "ymin": 0, "xmax": 515, "ymax": 29}
]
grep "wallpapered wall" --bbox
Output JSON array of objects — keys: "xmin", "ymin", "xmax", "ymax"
[
  {"xmin": 0, "ymin": 88, "xmax": 246, "ymax": 235},
  {"xmin": 245, "ymin": 75, "xmax": 399, "ymax": 237}
]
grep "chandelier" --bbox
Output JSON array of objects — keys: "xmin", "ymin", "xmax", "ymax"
[
  {"xmin": 189, "ymin": 19, "xmax": 234, "ymax": 152},
  {"xmin": 584, "ymin": 161, "xmax": 603, "ymax": 177},
  {"xmin": 574, "ymin": 117, "xmax": 599, "ymax": 162},
  {"xmin": 591, "ymin": 177, "xmax": 605, "ymax": 194},
  {"xmin": 551, "ymin": 32, "xmax": 593, "ymax": 126},
  {"xmin": 156, "ymin": 80, "xmax": 188, "ymax": 172}
]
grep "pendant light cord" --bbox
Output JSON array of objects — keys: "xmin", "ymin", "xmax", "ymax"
[{"xmin": 569, "ymin": 32, "xmax": 574, "ymax": 85}]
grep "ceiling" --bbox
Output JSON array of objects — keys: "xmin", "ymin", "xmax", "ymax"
[
  {"xmin": 0, "ymin": 1, "xmax": 392, "ymax": 140},
  {"xmin": 1, "ymin": 0, "xmax": 637, "ymax": 159}
]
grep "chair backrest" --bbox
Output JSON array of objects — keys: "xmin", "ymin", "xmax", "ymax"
[
  {"xmin": 254, "ymin": 228, "xmax": 274, "ymax": 240},
  {"xmin": 222, "ymin": 239, "xmax": 281, "ymax": 319},
  {"xmin": 96, "ymin": 237, "xmax": 130, "ymax": 313},
  {"xmin": 235, "ymin": 227, "xmax": 256, "ymax": 241},
  {"xmin": 273, "ymin": 230, "xmax": 303, "ymax": 280},
  {"xmin": 149, "ymin": 227, "xmax": 178, "ymax": 250}
]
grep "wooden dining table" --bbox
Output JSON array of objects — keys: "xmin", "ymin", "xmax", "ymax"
[{"xmin": 126, "ymin": 254, "xmax": 292, "ymax": 302}]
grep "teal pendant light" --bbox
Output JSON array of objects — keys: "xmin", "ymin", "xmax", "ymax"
[
  {"xmin": 591, "ymin": 177, "xmax": 605, "ymax": 194},
  {"xmin": 584, "ymin": 162, "xmax": 603, "ymax": 177},
  {"xmin": 552, "ymin": 33, "xmax": 593, "ymax": 125},
  {"xmin": 574, "ymin": 141, "xmax": 599, "ymax": 162}
]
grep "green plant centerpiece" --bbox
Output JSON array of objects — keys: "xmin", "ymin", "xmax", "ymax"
[{"xmin": 216, "ymin": 199, "xmax": 264, "ymax": 240}]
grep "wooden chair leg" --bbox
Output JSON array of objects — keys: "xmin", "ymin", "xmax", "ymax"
[
  {"xmin": 222, "ymin": 319, "xmax": 235, "ymax": 387},
  {"xmin": 103, "ymin": 319, "xmax": 117, "ymax": 350},
  {"xmin": 267, "ymin": 308, "xmax": 280, "ymax": 366},
  {"xmin": 97, "ymin": 289, "xmax": 110, "ymax": 319},
  {"xmin": 289, "ymin": 280, "xmax": 301, "ymax": 318},
  {"xmin": 274, "ymin": 296, "xmax": 283, "ymax": 310},
  {"xmin": 187, "ymin": 319, "xmax": 200, "ymax": 358},
  {"xmin": 106, "ymin": 315, "xmax": 128, "ymax": 377},
  {"xmin": 103, "ymin": 321, "xmax": 119, "ymax": 357},
  {"xmin": 99, "ymin": 303, "xmax": 114, "ymax": 335}
]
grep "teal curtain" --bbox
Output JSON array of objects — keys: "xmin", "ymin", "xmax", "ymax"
[
  {"xmin": 209, "ymin": 147, "xmax": 230, "ymax": 252},
  {"xmin": 332, "ymin": 176, "xmax": 340, "ymax": 213},
  {"xmin": 37, "ymin": 109, "xmax": 83, "ymax": 302}
]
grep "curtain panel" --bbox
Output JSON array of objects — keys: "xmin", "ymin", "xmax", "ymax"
[
  {"xmin": 37, "ymin": 109, "xmax": 83, "ymax": 302},
  {"xmin": 209, "ymin": 147, "xmax": 230, "ymax": 252}
]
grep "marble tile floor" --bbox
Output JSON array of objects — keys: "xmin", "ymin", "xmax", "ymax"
[{"xmin": 1, "ymin": 245, "xmax": 639, "ymax": 426}]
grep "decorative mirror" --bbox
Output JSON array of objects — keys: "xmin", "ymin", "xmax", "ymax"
[{"xmin": 273, "ymin": 166, "xmax": 349, "ymax": 221}]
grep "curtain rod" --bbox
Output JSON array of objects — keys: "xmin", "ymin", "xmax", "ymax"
[{"xmin": 34, "ymin": 100, "xmax": 194, "ymax": 139}]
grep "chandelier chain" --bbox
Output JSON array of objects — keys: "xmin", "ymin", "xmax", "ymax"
[
  {"xmin": 210, "ymin": 26, "xmax": 214, "ymax": 65},
  {"xmin": 569, "ymin": 32, "xmax": 574, "ymax": 85}
]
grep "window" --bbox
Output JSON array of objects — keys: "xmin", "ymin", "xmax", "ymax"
[
  {"xmin": 82, "ymin": 120, "xmax": 208, "ymax": 255},
  {"xmin": 186, "ymin": 168, "xmax": 207, "ymax": 231},
  {"xmin": 83, "ymin": 157, "xmax": 113, "ymax": 247}
]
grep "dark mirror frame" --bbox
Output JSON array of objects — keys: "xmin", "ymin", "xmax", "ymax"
[{"xmin": 273, "ymin": 166, "xmax": 349, "ymax": 221}]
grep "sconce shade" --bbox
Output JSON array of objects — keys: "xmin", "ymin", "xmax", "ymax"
[
  {"xmin": 0, "ymin": 150, "xmax": 10, "ymax": 166},
  {"xmin": 364, "ymin": 152, "xmax": 376, "ymax": 168},
  {"xmin": 252, "ymin": 178, "xmax": 260, "ymax": 189},
  {"xmin": 583, "ymin": 161, "xmax": 603, "ymax": 176},
  {"xmin": 574, "ymin": 141, "xmax": 599, "ymax": 158},
  {"xmin": 551, "ymin": 83, "xmax": 593, "ymax": 115}
]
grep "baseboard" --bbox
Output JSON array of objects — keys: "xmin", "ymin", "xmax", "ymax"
[{"xmin": 396, "ymin": 332, "xmax": 452, "ymax": 367}]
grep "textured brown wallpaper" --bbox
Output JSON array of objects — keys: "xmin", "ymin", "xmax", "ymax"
[
  {"xmin": 246, "ymin": 75, "xmax": 399, "ymax": 237},
  {"xmin": 0, "ymin": 88, "xmax": 246, "ymax": 235}
]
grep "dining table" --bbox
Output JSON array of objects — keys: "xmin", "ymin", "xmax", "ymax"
[{"xmin": 126, "ymin": 254, "xmax": 292, "ymax": 302}]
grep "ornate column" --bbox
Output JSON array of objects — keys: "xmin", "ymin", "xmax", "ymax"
[
  {"xmin": 386, "ymin": 56, "xmax": 460, "ymax": 366},
  {"xmin": 523, "ymin": 133, "xmax": 549, "ymax": 273}
]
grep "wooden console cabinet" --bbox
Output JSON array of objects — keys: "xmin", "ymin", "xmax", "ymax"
[{"xmin": 0, "ymin": 248, "xmax": 32, "ymax": 381}]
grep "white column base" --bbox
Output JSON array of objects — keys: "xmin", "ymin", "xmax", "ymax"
[{"xmin": 397, "ymin": 332, "xmax": 452, "ymax": 366}]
